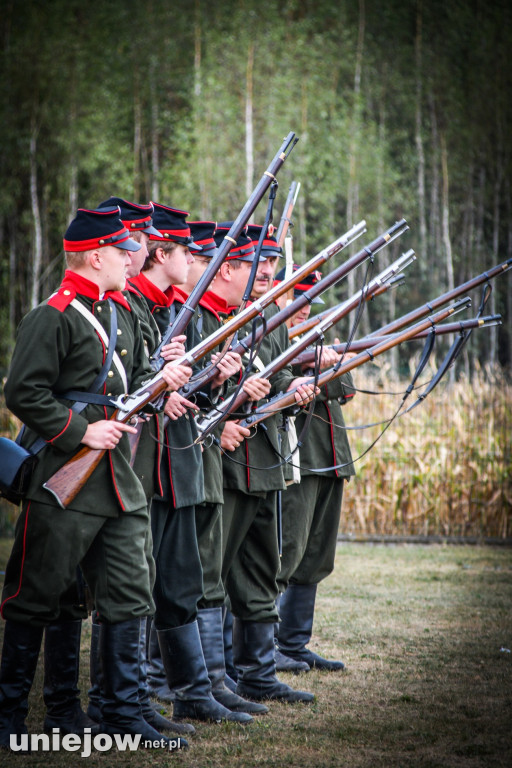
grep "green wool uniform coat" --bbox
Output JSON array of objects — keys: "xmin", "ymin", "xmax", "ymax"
[
  {"xmin": 1, "ymin": 271, "xmax": 157, "ymax": 625},
  {"xmin": 220, "ymin": 302, "xmax": 297, "ymax": 622},
  {"xmin": 279, "ymin": 364, "xmax": 356, "ymax": 588},
  {"xmin": 127, "ymin": 274, "xmax": 204, "ymax": 629}
]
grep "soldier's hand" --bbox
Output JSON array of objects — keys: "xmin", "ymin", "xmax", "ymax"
[
  {"xmin": 82, "ymin": 420, "xmax": 137, "ymax": 450},
  {"xmin": 221, "ymin": 420, "xmax": 251, "ymax": 451},
  {"xmin": 161, "ymin": 362, "xmax": 192, "ymax": 391},
  {"xmin": 288, "ymin": 376, "xmax": 320, "ymax": 406},
  {"xmin": 164, "ymin": 391, "xmax": 199, "ymax": 420},
  {"xmin": 210, "ymin": 351, "xmax": 243, "ymax": 387},
  {"xmin": 333, "ymin": 338, "xmax": 357, "ymax": 362},
  {"xmin": 160, "ymin": 335, "xmax": 187, "ymax": 362},
  {"xmin": 242, "ymin": 375, "xmax": 271, "ymax": 402}
]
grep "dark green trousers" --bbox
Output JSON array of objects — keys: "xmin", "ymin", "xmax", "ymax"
[
  {"xmin": 221, "ymin": 489, "xmax": 280, "ymax": 623},
  {"xmin": 278, "ymin": 476, "xmax": 344, "ymax": 589},
  {"xmin": 1, "ymin": 500, "xmax": 153, "ymax": 626},
  {"xmin": 195, "ymin": 501, "xmax": 225, "ymax": 609}
]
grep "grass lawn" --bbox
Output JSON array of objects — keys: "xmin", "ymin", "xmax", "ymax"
[{"xmin": 0, "ymin": 539, "xmax": 511, "ymax": 767}]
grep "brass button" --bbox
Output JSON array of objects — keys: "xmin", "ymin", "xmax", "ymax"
[
  {"xmin": 107, "ymin": 371, "xmax": 114, "ymax": 378},
  {"xmin": 63, "ymin": 290, "xmax": 71, "ymax": 296},
  {"xmin": 97, "ymin": 306, "xmax": 102, "ymax": 312},
  {"xmin": 117, "ymin": 328, "xmax": 122, "ymax": 335},
  {"xmin": 121, "ymin": 349, "xmax": 128, "ymax": 356}
]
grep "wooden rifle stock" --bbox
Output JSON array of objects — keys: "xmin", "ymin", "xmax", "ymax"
[
  {"xmin": 234, "ymin": 299, "xmax": 471, "ymax": 431},
  {"xmin": 150, "ymin": 132, "xmax": 298, "ymax": 370}
]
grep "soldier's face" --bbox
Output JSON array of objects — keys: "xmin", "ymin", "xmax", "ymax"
[
  {"xmin": 251, "ymin": 256, "xmax": 277, "ymax": 298},
  {"xmin": 164, "ymin": 244, "xmax": 195, "ymax": 285},
  {"xmin": 290, "ymin": 301, "xmax": 312, "ymax": 327},
  {"xmin": 126, "ymin": 232, "xmax": 149, "ymax": 278},
  {"xmin": 99, "ymin": 245, "xmax": 132, "ymax": 291}
]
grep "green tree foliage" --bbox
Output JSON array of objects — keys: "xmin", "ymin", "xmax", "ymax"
[{"xmin": 1, "ymin": 0, "xmax": 511, "ymax": 376}]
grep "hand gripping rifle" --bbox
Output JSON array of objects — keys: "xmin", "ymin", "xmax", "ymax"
[
  {"xmin": 233, "ymin": 298, "xmax": 472, "ymax": 431},
  {"xmin": 149, "ymin": 132, "xmax": 298, "ymax": 370},
  {"xmin": 194, "ymin": 248, "xmax": 416, "ymax": 441}
]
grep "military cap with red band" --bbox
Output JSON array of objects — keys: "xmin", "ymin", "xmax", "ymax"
[
  {"xmin": 97, "ymin": 197, "xmax": 162, "ymax": 237},
  {"xmin": 275, "ymin": 263, "xmax": 325, "ymax": 304},
  {"xmin": 149, "ymin": 202, "xmax": 202, "ymax": 251},
  {"xmin": 214, "ymin": 222, "xmax": 265, "ymax": 262},
  {"xmin": 246, "ymin": 223, "xmax": 283, "ymax": 260},
  {"xmin": 189, "ymin": 221, "xmax": 218, "ymax": 258},
  {"xmin": 63, "ymin": 206, "xmax": 141, "ymax": 252}
]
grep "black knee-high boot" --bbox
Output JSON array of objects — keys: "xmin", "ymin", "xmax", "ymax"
[
  {"xmin": 99, "ymin": 618, "xmax": 187, "ymax": 749},
  {"xmin": 157, "ymin": 621, "xmax": 253, "ymax": 723},
  {"xmin": 234, "ymin": 619, "xmax": 315, "ymax": 703},
  {"xmin": 197, "ymin": 608, "xmax": 268, "ymax": 715},
  {"xmin": 0, "ymin": 620, "xmax": 43, "ymax": 750},
  {"xmin": 277, "ymin": 584, "xmax": 345, "ymax": 671}
]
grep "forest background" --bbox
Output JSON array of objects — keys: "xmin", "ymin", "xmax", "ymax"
[{"xmin": 0, "ymin": 0, "xmax": 511, "ymax": 538}]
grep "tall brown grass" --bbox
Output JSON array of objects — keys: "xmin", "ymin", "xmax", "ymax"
[
  {"xmin": 340, "ymin": 361, "xmax": 512, "ymax": 539},
  {"xmin": 1, "ymin": 364, "xmax": 511, "ymax": 538}
]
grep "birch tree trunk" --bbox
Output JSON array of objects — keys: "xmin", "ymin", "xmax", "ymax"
[
  {"xmin": 245, "ymin": 42, "xmax": 255, "ymax": 205},
  {"xmin": 150, "ymin": 56, "xmax": 159, "ymax": 202},
  {"xmin": 133, "ymin": 75, "xmax": 142, "ymax": 200},
  {"xmin": 29, "ymin": 125, "xmax": 43, "ymax": 310},
  {"xmin": 415, "ymin": 0, "xmax": 427, "ymax": 264},
  {"xmin": 346, "ymin": 0, "xmax": 365, "ymax": 305}
]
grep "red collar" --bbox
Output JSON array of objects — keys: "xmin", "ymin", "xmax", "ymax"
[
  {"xmin": 169, "ymin": 285, "xmax": 187, "ymax": 305},
  {"xmin": 56, "ymin": 270, "xmax": 131, "ymax": 310},
  {"xmin": 203, "ymin": 289, "xmax": 231, "ymax": 317},
  {"xmin": 129, "ymin": 272, "xmax": 172, "ymax": 307}
]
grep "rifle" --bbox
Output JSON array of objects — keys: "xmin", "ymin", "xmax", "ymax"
[
  {"xmin": 231, "ymin": 298, "xmax": 471, "ymax": 432},
  {"xmin": 179, "ymin": 220, "xmax": 367, "ymax": 396},
  {"xmin": 287, "ymin": 264, "xmax": 409, "ymax": 342},
  {"xmin": 42, "ymin": 230, "xmax": 362, "ymax": 508},
  {"xmin": 194, "ymin": 249, "xmax": 415, "ymax": 440},
  {"xmin": 276, "ymin": 181, "xmax": 300, "ymax": 247},
  {"xmin": 182, "ymin": 219, "xmax": 407, "ymax": 397},
  {"xmin": 150, "ymin": 132, "xmax": 298, "ymax": 370},
  {"xmin": 288, "ymin": 274, "xmax": 405, "ymax": 339},
  {"xmin": 367, "ymin": 258, "xmax": 512, "ymax": 338},
  {"xmin": 291, "ymin": 314, "xmax": 502, "ymax": 366}
]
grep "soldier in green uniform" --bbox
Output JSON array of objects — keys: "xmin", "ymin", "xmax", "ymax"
[
  {"xmin": 0, "ymin": 206, "xmax": 192, "ymax": 749},
  {"xmin": 177, "ymin": 221, "xmax": 270, "ymax": 717},
  {"xmin": 85, "ymin": 197, "xmax": 194, "ymax": 738},
  {"xmin": 212, "ymin": 224, "xmax": 317, "ymax": 704},
  {"xmin": 128, "ymin": 204, "xmax": 252, "ymax": 725},
  {"xmin": 273, "ymin": 264, "xmax": 356, "ymax": 671}
]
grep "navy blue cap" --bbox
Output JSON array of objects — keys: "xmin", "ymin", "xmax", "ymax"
[
  {"xmin": 214, "ymin": 223, "xmax": 264, "ymax": 262},
  {"xmin": 149, "ymin": 202, "xmax": 202, "ymax": 251},
  {"xmin": 97, "ymin": 197, "xmax": 162, "ymax": 237},
  {"xmin": 246, "ymin": 224, "xmax": 283, "ymax": 260},
  {"xmin": 189, "ymin": 221, "xmax": 218, "ymax": 258},
  {"xmin": 63, "ymin": 206, "xmax": 141, "ymax": 252}
]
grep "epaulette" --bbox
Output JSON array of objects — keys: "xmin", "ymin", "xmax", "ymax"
[{"xmin": 47, "ymin": 287, "xmax": 76, "ymax": 312}]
